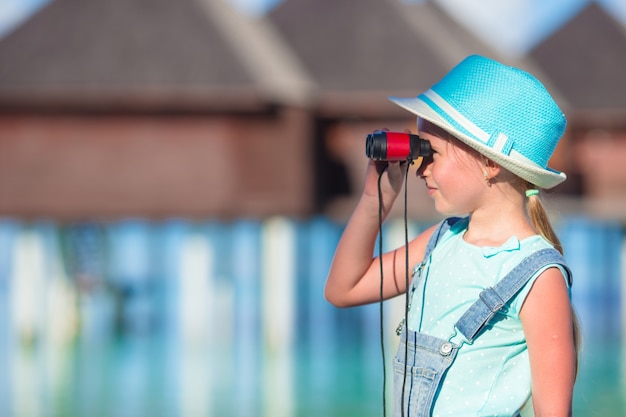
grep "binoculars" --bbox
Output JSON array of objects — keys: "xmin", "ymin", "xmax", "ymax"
[{"xmin": 365, "ymin": 131, "xmax": 431, "ymax": 161}]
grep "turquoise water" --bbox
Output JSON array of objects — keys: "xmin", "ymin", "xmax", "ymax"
[
  {"xmin": 0, "ymin": 217, "xmax": 623, "ymax": 416},
  {"xmin": 573, "ymin": 338, "xmax": 625, "ymax": 417},
  {"xmin": 1, "ymin": 314, "xmax": 623, "ymax": 416}
]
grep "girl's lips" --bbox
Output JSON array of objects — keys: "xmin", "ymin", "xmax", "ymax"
[{"xmin": 423, "ymin": 179, "xmax": 436, "ymax": 195}]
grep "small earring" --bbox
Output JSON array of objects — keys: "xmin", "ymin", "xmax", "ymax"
[{"xmin": 483, "ymin": 172, "xmax": 492, "ymax": 186}]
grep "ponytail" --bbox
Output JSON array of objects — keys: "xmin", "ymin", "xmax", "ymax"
[
  {"xmin": 525, "ymin": 183, "xmax": 581, "ymax": 377},
  {"xmin": 526, "ymin": 186, "xmax": 563, "ymax": 255}
]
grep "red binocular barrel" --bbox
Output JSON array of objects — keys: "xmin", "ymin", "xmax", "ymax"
[{"xmin": 365, "ymin": 131, "xmax": 431, "ymax": 161}]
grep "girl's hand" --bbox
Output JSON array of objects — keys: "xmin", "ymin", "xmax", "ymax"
[
  {"xmin": 363, "ymin": 159, "xmax": 407, "ymax": 200},
  {"xmin": 361, "ymin": 129, "xmax": 411, "ymax": 214}
]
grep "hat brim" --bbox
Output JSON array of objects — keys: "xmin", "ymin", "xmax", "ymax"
[{"xmin": 389, "ymin": 96, "xmax": 567, "ymax": 189}]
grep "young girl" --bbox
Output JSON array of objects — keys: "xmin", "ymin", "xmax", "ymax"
[{"xmin": 325, "ymin": 55, "xmax": 577, "ymax": 417}]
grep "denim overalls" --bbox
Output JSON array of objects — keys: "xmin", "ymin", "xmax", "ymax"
[{"xmin": 393, "ymin": 218, "xmax": 570, "ymax": 417}]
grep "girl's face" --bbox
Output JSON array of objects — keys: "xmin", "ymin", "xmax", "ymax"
[{"xmin": 417, "ymin": 126, "xmax": 486, "ymax": 215}]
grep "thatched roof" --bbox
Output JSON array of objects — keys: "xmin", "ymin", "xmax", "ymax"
[
  {"xmin": 530, "ymin": 2, "xmax": 626, "ymax": 126},
  {"xmin": 268, "ymin": 0, "xmax": 500, "ymax": 116},
  {"xmin": 0, "ymin": 0, "xmax": 314, "ymax": 112}
]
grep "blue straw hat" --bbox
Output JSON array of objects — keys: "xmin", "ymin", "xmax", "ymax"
[{"xmin": 389, "ymin": 55, "xmax": 567, "ymax": 189}]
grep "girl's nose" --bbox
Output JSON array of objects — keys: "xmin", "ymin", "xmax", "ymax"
[{"xmin": 416, "ymin": 155, "xmax": 433, "ymax": 177}]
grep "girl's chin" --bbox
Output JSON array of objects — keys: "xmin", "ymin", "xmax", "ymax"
[{"xmin": 433, "ymin": 202, "xmax": 464, "ymax": 217}]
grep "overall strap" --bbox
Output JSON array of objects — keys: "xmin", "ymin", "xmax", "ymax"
[
  {"xmin": 398, "ymin": 217, "xmax": 462, "ymax": 336},
  {"xmin": 455, "ymin": 247, "xmax": 571, "ymax": 343},
  {"xmin": 408, "ymin": 217, "xmax": 461, "ymax": 292}
]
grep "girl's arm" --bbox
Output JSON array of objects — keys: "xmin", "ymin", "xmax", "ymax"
[
  {"xmin": 520, "ymin": 267, "xmax": 576, "ymax": 417},
  {"xmin": 324, "ymin": 159, "xmax": 434, "ymax": 307}
]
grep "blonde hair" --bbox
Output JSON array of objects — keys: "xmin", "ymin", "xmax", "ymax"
[{"xmin": 526, "ymin": 185, "xmax": 563, "ymax": 254}]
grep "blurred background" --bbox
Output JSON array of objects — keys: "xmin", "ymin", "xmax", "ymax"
[{"xmin": 0, "ymin": 0, "xmax": 624, "ymax": 416}]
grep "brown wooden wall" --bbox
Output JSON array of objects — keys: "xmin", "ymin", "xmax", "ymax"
[{"xmin": 0, "ymin": 108, "xmax": 314, "ymax": 220}]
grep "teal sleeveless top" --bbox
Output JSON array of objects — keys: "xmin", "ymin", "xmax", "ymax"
[{"xmin": 407, "ymin": 217, "xmax": 570, "ymax": 416}]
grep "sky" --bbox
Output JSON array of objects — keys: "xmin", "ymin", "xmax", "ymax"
[
  {"xmin": 1, "ymin": 0, "xmax": 626, "ymax": 56},
  {"xmin": 436, "ymin": 0, "xmax": 626, "ymax": 55}
]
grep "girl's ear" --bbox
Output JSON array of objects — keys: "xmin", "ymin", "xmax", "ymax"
[{"xmin": 482, "ymin": 158, "xmax": 501, "ymax": 182}]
